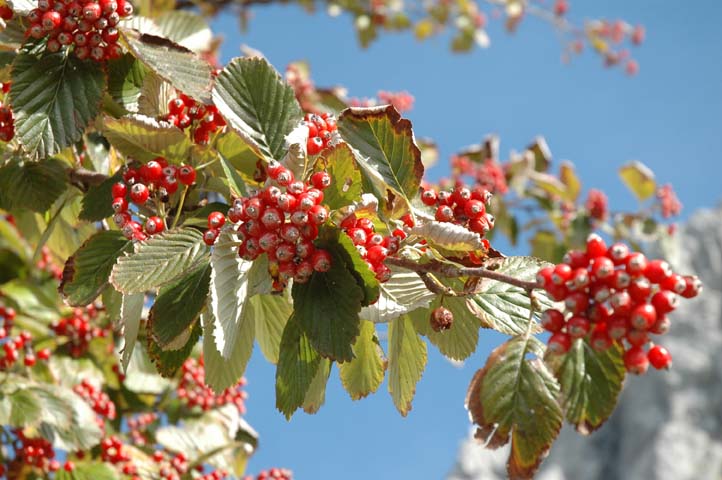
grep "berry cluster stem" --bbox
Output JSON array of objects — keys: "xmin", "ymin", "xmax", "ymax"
[{"xmin": 384, "ymin": 257, "xmax": 541, "ymax": 293}]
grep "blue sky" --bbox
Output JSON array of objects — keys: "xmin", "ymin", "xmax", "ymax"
[{"xmin": 210, "ymin": 1, "xmax": 722, "ymax": 478}]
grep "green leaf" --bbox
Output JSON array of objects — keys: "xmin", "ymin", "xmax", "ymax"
[
  {"xmin": 34, "ymin": 384, "xmax": 103, "ymax": 450},
  {"xmin": 212, "ymin": 56, "xmax": 303, "ymax": 161},
  {"xmin": 619, "ymin": 160, "xmax": 656, "ymax": 201},
  {"xmin": 322, "ymin": 143, "xmax": 362, "ymax": 211},
  {"xmin": 291, "ymin": 242, "xmax": 365, "ymax": 362},
  {"xmin": 409, "ymin": 221, "xmax": 486, "ymax": 252},
  {"xmin": 111, "ymin": 228, "xmax": 209, "ymax": 294},
  {"xmin": 9, "ymin": 52, "xmax": 105, "ymax": 159},
  {"xmin": 466, "ymin": 256, "xmax": 554, "ymax": 336},
  {"xmin": 302, "ymin": 358, "xmax": 331, "ymax": 414},
  {"xmin": 215, "ymin": 131, "xmax": 261, "ymax": 180},
  {"xmin": 529, "ymin": 230, "xmax": 566, "ymax": 264},
  {"xmin": 122, "ymin": 345, "xmax": 173, "ymax": 394},
  {"xmin": 387, "ymin": 314, "xmax": 427, "ymax": 416},
  {"xmin": 60, "ymin": 230, "xmax": 133, "ymax": 306},
  {"xmin": 360, "ymin": 266, "xmax": 435, "ymax": 323},
  {"xmin": 121, "ymin": 29, "xmax": 213, "ymax": 103},
  {"xmin": 149, "ymin": 259, "xmax": 210, "ymax": 349},
  {"xmin": 253, "ymin": 294, "xmax": 292, "ymax": 364},
  {"xmin": 547, "ymin": 340, "xmax": 626, "ymax": 434},
  {"xmin": 411, "ymin": 293, "xmax": 481, "ymax": 362},
  {"xmin": 219, "ymin": 152, "xmax": 249, "ymax": 197},
  {"xmin": 156, "ymin": 11, "xmax": 212, "ymax": 52},
  {"xmin": 79, "ymin": 170, "xmax": 124, "ymax": 222},
  {"xmin": 106, "ymin": 53, "xmax": 147, "ymax": 113},
  {"xmin": 0, "ymin": 388, "xmax": 42, "ymax": 427},
  {"xmin": 202, "ymin": 311, "xmax": 254, "ymax": 393},
  {"xmin": 466, "ymin": 336, "xmax": 562, "ymax": 480},
  {"xmin": 147, "ymin": 320, "xmax": 201, "ymax": 377},
  {"xmin": 0, "ymin": 158, "xmax": 68, "ymax": 212},
  {"xmin": 275, "ymin": 317, "xmax": 321, "ymax": 419},
  {"xmin": 120, "ymin": 292, "xmax": 145, "ymax": 371},
  {"xmin": 56, "ymin": 462, "xmax": 120, "ymax": 480},
  {"xmin": 137, "ymin": 71, "xmax": 175, "ymax": 117},
  {"xmin": 208, "ymin": 228, "xmax": 258, "ymax": 358},
  {"xmin": 339, "ymin": 320, "xmax": 386, "ymax": 400},
  {"xmin": 338, "ymin": 105, "xmax": 423, "ymax": 215},
  {"xmin": 103, "ymin": 114, "xmax": 192, "ymax": 162},
  {"xmin": 559, "ymin": 161, "xmax": 581, "ymax": 201}
]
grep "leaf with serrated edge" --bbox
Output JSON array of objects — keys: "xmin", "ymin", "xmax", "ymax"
[
  {"xmin": 9, "ymin": 52, "xmax": 105, "ymax": 159},
  {"xmin": 121, "ymin": 29, "xmax": 213, "ymax": 103},
  {"xmin": 321, "ymin": 226, "xmax": 379, "ymax": 306},
  {"xmin": 338, "ymin": 105, "xmax": 423, "ymax": 214},
  {"xmin": 388, "ymin": 314, "xmax": 427, "ymax": 416},
  {"xmin": 253, "ymin": 294, "xmax": 291, "ymax": 363},
  {"xmin": 322, "ymin": 143, "xmax": 363, "ymax": 211},
  {"xmin": 411, "ymin": 292, "xmax": 481, "ymax": 362},
  {"xmin": 156, "ymin": 11, "xmax": 212, "ymax": 52},
  {"xmin": 149, "ymin": 260, "xmax": 210, "ymax": 349},
  {"xmin": 60, "ymin": 230, "xmax": 132, "ymax": 307},
  {"xmin": 466, "ymin": 256, "xmax": 554, "ymax": 336},
  {"xmin": 547, "ymin": 340, "xmax": 626, "ymax": 434},
  {"xmin": 202, "ymin": 311, "xmax": 254, "ymax": 393},
  {"xmin": 111, "ymin": 228, "xmax": 208, "ymax": 294},
  {"xmin": 212, "ymin": 56, "xmax": 303, "ymax": 161},
  {"xmin": 275, "ymin": 317, "xmax": 321, "ymax": 419},
  {"xmin": 0, "ymin": 158, "xmax": 68, "ymax": 212},
  {"xmin": 103, "ymin": 114, "xmax": 191, "ymax": 162},
  {"xmin": 339, "ymin": 320, "xmax": 385, "ymax": 400},
  {"xmin": 138, "ymin": 71, "xmax": 175, "ymax": 117},
  {"xmin": 302, "ymin": 358, "xmax": 331, "ymax": 414},
  {"xmin": 466, "ymin": 336, "xmax": 562, "ymax": 480},
  {"xmin": 120, "ymin": 292, "xmax": 144, "ymax": 371},
  {"xmin": 291, "ymin": 245, "xmax": 364, "ymax": 362},
  {"xmin": 410, "ymin": 221, "xmax": 486, "ymax": 251},
  {"xmin": 107, "ymin": 53, "xmax": 147, "ymax": 113},
  {"xmin": 209, "ymin": 228, "xmax": 257, "ymax": 358},
  {"xmin": 79, "ymin": 171, "xmax": 124, "ymax": 222},
  {"xmin": 360, "ymin": 266, "xmax": 435, "ymax": 323}
]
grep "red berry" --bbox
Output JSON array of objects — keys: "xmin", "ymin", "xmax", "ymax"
[
  {"xmin": 37, "ymin": 348, "xmax": 51, "ymax": 360},
  {"xmin": 607, "ymin": 317, "xmax": 628, "ymax": 340},
  {"xmin": 651, "ymin": 290, "xmax": 678, "ymax": 315},
  {"xmin": 111, "ymin": 182, "xmax": 127, "ymax": 198},
  {"xmin": 82, "ymin": 3, "xmax": 101, "ymax": 21},
  {"xmin": 129, "ymin": 183, "xmax": 150, "ymax": 204},
  {"xmin": 207, "ymin": 211, "xmax": 226, "ymax": 229},
  {"xmin": 661, "ymin": 273, "xmax": 687, "ymax": 294},
  {"xmin": 41, "ymin": 11, "xmax": 62, "ymax": 31},
  {"xmin": 140, "ymin": 160, "xmax": 163, "ymax": 183},
  {"xmin": 160, "ymin": 175, "xmax": 179, "ymax": 194},
  {"xmin": 540, "ymin": 309, "xmax": 565, "ymax": 333},
  {"xmin": 435, "ymin": 205, "xmax": 454, "ymax": 222},
  {"xmin": 590, "ymin": 329, "xmax": 612, "ymax": 352},
  {"xmin": 536, "ymin": 266, "xmax": 554, "ymax": 288},
  {"xmin": 307, "ymin": 137, "xmax": 324, "ymax": 155},
  {"xmin": 310, "ymin": 171, "xmax": 331, "ymax": 190},
  {"xmin": 308, "ymin": 204, "xmax": 329, "ymax": 225},
  {"xmin": 564, "ymin": 292, "xmax": 589, "ymax": 315},
  {"xmin": 177, "ymin": 165, "xmax": 196, "ymax": 185},
  {"xmin": 112, "ymin": 196, "xmax": 128, "ymax": 213},
  {"xmin": 567, "ymin": 316, "xmax": 590, "ymax": 338},
  {"xmin": 628, "ymin": 277, "xmax": 652, "ymax": 302},
  {"xmin": 421, "ymin": 188, "xmax": 437, "ymax": 206},
  {"xmin": 607, "ymin": 242, "xmax": 630, "ymax": 265},
  {"xmin": 463, "ymin": 199, "xmax": 486, "ymax": 219},
  {"xmin": 626, "ymin": 328, "xmax": 649, "ymax": 347},
  {"xmin": 145, "ymin": 216, "xmax": 164, "ymax": 235},
  {"xmin": 64, "ymin": 461, "xmax": 76, "ymax": 472},
  {"xmin": 585, "ymin": 233, "xmax": 607, "ymax": 258},
  {"xmin": 630, "ymin": 303, "xmax": 657, "ymax": 330},
  {"xmin": 203, "ymin": 228, "xmax": 219, "ymax": 246},
  {"xmin": 275, "ymin": 168, "xmax": 294, "ymax": 187},
  {"xmin": 647, "ymin": 345, "xmax": 672, "ymax": 370},
  {"xmin": 366, "ymin": 245, "xmax": 388, "ymax": 264},
  {"xmin": 624, "ymin": 346, "xmax": 649, "ymax": 374},
  {"xmin": 551, "ymin": 263, "xmax": 572, "ymax": 285},
  {"xmin": 548, "ymin": 332, "xmax": 572, "ymax": 355},
  {"xmin": 311, "ymin": 250, "xmax": 332, "ymax": 272},
  {"xmin": 644, "ymin": 259, "xmax": 672, "ymax": 284},
  {"xmin": 625, "ymin": 252, "xmax": 648, "ymax": 276},
  {"xmin": 680, "ymin": 275, "xmax": 702, "ymax": 298},
  {"xmin": 562, "ymin": 249, "xmax": 588, "ymax": 269},
  {"xmin": 590, "ymin": 256, "xmax": 614, "ymax": 280}
]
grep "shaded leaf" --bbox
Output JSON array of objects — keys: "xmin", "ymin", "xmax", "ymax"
[
  {"xmin": 147, "ymin": 321, "xmax": 201, "ymax": 377},
  {"xmin": 79, "ymin": 171, "xmax": 124, "ymax": 221},
  {"xmin": 60, "ymin": 230, "xmax": 133, "ymax": 306},
  {"xmin": 120, "ymin": 292, "xmax": 145, "ymax": 371},
  {"xmin": 0, "ymin": 158, "xmax": 68, "ymax": 212},
  {"xmin": 103, "ymin": 114, "xmax": 192, "ymax": 162},
  {"xmin": 202, "ymin": 311, "xmax": 254, "ymax": 393},
  {"xmin": 275, "ymin": 317, "xmax": 321, "ymax": 419},
  {"xmin": 302, "ymin": 358, "xmax": 331, "ymax": 414},
  {"xmin": 253, "ymin": 294, "xmax": 292, "ymax": 364},
  {"xmin": 9, "ymin": 52, "xmax": 105, "ymax": 159},
  {"xmin": 107, "ymin": 53, "xmax": 147, "ymax": 113}
]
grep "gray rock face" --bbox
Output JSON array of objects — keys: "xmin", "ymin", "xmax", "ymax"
[{"xmin": 447, "ymin": 206, "xmax": 722, "ymax": 480}]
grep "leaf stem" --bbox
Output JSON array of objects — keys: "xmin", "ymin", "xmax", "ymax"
[{"xmin": 171, "ymin": 185, "xmax": 190, "ymax": 230}]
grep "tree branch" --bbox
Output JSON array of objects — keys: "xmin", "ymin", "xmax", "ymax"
[{"xmin": 385, "ymin": 256, "xmax": 541, "ymax": 293}]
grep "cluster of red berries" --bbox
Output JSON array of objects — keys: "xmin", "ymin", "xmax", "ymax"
[
  {"xmin": 244, "ymin": 468, "xmax": 293, "ymax": 480},
  {"xmin": 204, "ymin": 162, "xmax": 333, "ymax": 292},
  {"xmin": 111, "ymin": 159, "xmax": 197, "ymax": 241},
  {"xmin": 178, "ymin": 357, "xmax": 248, "ymax": 412},
  {"xmin": 24, "ymin": 0, "xmax": 133, "ymax": 61},
  {"xmin": 6, "ymin": 429, "xmax": 59, "ymax": 474},
  {"xmin": 127, "ymin": 412, "xmax": 158, "ymax": 446},
  {"xmin": 163, "ymin": 94, "xmax": 226, "ymax": 145},
  {"xmin": 449, "ymin": 156, "xmax": 509, "ymax": 195},
  {"xmin": 151, "ymin": 450, "xmax": 210, "ymax": 480},
  {"xmin": 302, "ymin": 112, "xmax": 339, "ymax": 156},
  {"xmin": 538, "ymin": 233, "xmax": 702, "ymax": 374},
  {"xmin": 421, "ymin": 184, "xmax": 496, "ymax": 236},
  {"xmin": 36, "ymin": 245, "xmax": 63, "ymax": 279},
  {"xmin": 339, "ymin": 213, "xmax": 405, "ymax": 283},
  {"xmin": 585, "ymin": 188, "xmax": 609, "ymax": 222},
  {"xmin": 0, "ymin": 84, "xmax": 15, "ymax": 143},
  {"xmin": 51, "ymin": 304, "xmax": 108, "ymax": 357},
  {"xmin": 73, "ymin": 379, "xmax": 116, "ymax": 422},
  {"xmin": 100, "ymin": 435, "xmax": 140, "ymax": 479},
  {"xmin": 1, "ymin": 306, "xmax": 51, "ymax": 369}
]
